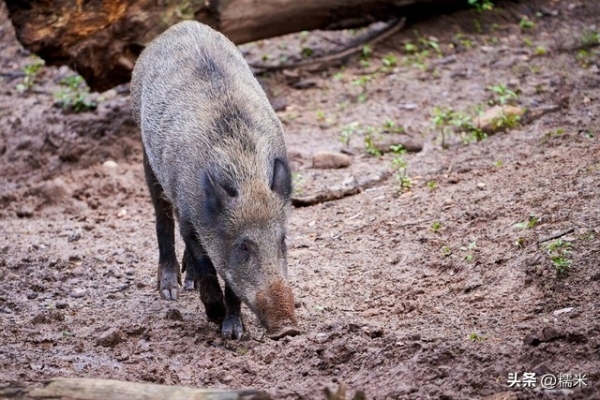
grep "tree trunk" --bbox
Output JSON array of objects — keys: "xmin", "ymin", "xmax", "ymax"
[{"xmin": 4, "ymin": 0, "xmax": 462, "ymax": 92}]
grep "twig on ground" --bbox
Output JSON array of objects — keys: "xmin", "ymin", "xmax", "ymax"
[
  {"xmin": 538, "ymin": 227, "xmax": 575, "ymax": 244},
  {"xmin": 292, "ymin": 169, "xmax": 391, "ymax": 207},
  {"xmin": 251, "ymin": 18, "xmax": 407, "ymax": 73}
]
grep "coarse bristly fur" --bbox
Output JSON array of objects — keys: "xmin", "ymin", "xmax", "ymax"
[{"xmin": 130, "ymin": 21, "xmax": 297, "ymax": 337}]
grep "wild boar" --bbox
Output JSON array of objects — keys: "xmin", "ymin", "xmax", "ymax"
[{"xmin": 130, "ymin": 21, "xmax": 299, "ymax": 340}]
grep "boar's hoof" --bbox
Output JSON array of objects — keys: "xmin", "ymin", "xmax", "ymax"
[
  {"xmin": 183, "ymin": 278, "xmax": 195, "ymax": 291},
  {"xmin": 221, "ymin": 315, "xmax": 244, "ymax": 340},
  {"xmin": 158, "ymin": 267, "xmax": 181, "ymax": 300},
  {"xmin": 268, "ymin": 326, "xmax": 301, "ymax": 340},
  {"xmin": 160, "ymin": 288, "xmax": 179, "ymax": 301}
]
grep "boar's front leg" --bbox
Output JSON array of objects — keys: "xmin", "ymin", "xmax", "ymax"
[
  {"xmin": 222, "ymin": 284, "xmax": 244, "ymax": 340},
  {"xmin": 143, "ymin": 151, "xmax": 181, "ymax": 300},
  {"xmin": 180, "ymin": 221, "xmax": 227, "ymax": 326}
]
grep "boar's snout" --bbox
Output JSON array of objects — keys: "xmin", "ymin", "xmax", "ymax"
[{"xmin": 255, "ymin": 279, "xmax": 299, "ymax": 340}]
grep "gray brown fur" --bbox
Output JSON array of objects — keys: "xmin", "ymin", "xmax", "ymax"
[{"xmin": 131, "ymin": 21, "xmax": 298, "ymax": 339}]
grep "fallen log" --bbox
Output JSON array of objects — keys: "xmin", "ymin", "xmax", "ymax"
[
  {"xmin": 0, "ymin": 378, "xmax": 270, "ymax": 400},
  {"xmin": 5, "ymin": 0, "xmax": 465, "ymax": 91}
]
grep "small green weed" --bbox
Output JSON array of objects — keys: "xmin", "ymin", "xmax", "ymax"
[
  {"xmin": 54, "ymin": 75, "xmax": 97, "ymax": 113},
  {"xmin": 292, "ymin": 172, "xmax": 305, "ymax": 195},
  {"xmin": 487, "ymin": 84, "xmax": 518, "ymax": 106},
  {"xmin": 390, "ymin": 146, "xmax": 411, "ymax": 191},
  {"xmin": 519, "ymin": 17, "xmax": 535, "ymax": 30},
  {"xmin": 441, "ymin": 245, "xmax": 452, "ymax": 256},
  {"xmin": 16, "ymin": 57, "xmax": 45, "ymax": 92},
  {"xmin": 339, "ymin": 122, "xmax": 360, "ymax": 146},
  {"xmin": 468, "ymin": 0, "xmax": 493, "ymax": 12},
  {"xmin": 545, "ymin": 239, "xmax": 572, "ymax": 276},
  {"xmin": 364, "ymin": 135, "xmax": 382, "ymax": 157},
  {"xmin": 382, "ymin": 54, "xmax": 398, "ymax": 67},
  {"xmin": 462, "ymin": 241, "xmax": 477, "ymax": 262},
  {"xmin": 431, "ymin": 221, "xmax": 442, "ymax": 232},
  {"xmin": 468, "ymin": 332, "xmax": 485, "ymax": 341},
  {"xmin": 581, "ymin": 30, "xmax": 599, "ymax": 48},
  {"xmin": 427, "ymin": 180, "xmax": 437, "ymax": 189},
  {"xmin": 514, "ymin": 215, "xmax": 540, "ymax": 230}
]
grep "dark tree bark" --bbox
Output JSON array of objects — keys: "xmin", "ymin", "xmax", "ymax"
[{"xmin": 4, "ymin": 0, "xmax": 463, "ymax": 92}]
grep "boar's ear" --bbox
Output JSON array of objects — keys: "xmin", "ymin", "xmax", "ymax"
[
  {"xmin": 202, "ymin": 169, "xmax": 238, "ymax": 222},
  {"xmin": 271, "ymin": 158, "xmax": 292, "ymax": 200}
]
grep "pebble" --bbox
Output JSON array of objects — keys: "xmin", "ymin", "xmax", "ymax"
[
  {"xmin": 103, "ymin": 160, "xmax": 118, "ymax": 169},
  {"xmin": 96, "ymin": 327, "xmax": 125, "ymax": 348},
  {"xmin": 312, "ymin": 151, "xmax": 351, "ymax": 169}
]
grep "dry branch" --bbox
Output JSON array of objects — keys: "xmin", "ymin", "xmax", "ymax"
[
  {"xmin": 0, "ymin": 378, "xmax": 270, "ymax": 400},
  {"xmin": 250, "ymin": 18, "xmax": 406, "ymax": 73},
  {"xmin": 292, "ymin": 169, "xmax": 391, "ymax": 207}
]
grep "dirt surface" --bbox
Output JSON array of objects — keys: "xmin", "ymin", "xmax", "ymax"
[{"xmin": 1, "ymin": 1, "xmax": 599, "ymax": 399}]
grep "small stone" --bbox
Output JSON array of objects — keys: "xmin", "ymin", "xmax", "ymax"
[
  {"xmin": 96, "ymin": 327, "xmax": 124, "ymax": 348},
  {"xmin": 103, "ymin": 160, "xmax": 118, "ymax": 169},
  {"xmin": 476, "ymin": 182, "xmax": 486, "ymax": 190},
  {"xmin": 117, "ymin": 208, "xmax": 127, "ymax": 218},
  {"xmin": 553, "ymin": 307, "xmax": 574, "ymax": 316},
  {"xmin": 68, "ymin": 231, "xmax": 82, "ymax": 242},
  {"xmin": 475, "ymin": 105, "xmax": 524, "ymax": 133},
  {"xmin": 312, "ymin": 151, "xmax": 351, "ymax": 169},
  {"xmin": 56, "ymin": 302, "xmax": 69, "ymax": 309},
  {"xmin": 69, "ymin": 288, "xmax": 86, "ymax": 298}
]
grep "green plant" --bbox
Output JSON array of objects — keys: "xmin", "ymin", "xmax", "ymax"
[
  {"xmin": 301, "ymin": 47, "xmax": 314, "ymax": 58},
  {"xmin": 427, "ymin": 180, "xmax": 437, "ymax": 189},
  {"xmin": 581, "ymin": 30, "xmax": 599, "ymax": 48},
  {"xmin": 382, "ymin": 54, "xmax": 398, "ymax": 67},
  {"xmin": 534, "ymin": 46, "xmax": 547, "ymax": 56},
  {"xmin": 468, "ymin": 332, "xmax": 485, "ymax": 341},
  {"xmin": 316, "ymin": 110, "xmax": 325, "ymax": 121},
  {"xmin": 432, "ymin": 106, "xmax": 487, "ymax": 147},
  {"xmin": 389, "ymin": 145, "xmax": 411, "ymax": 191},
  {"xmin": 514, "ymin": 215, "xmax": 540, "ymax": 230},
  {"xmin": 16, "ymin": 57, "xmax": 45, "ymax": 92},
  {"xmin": 382, "ymin": 119, "xmax": 405, "ymax": 134},
  {"xmin": 441, "ymin": 245, "xmax": 452, "ymax": 256},
  {"xmin": 493, "ymin": 160, "xmax": 503, "ymax": 167},
  {"xmin": 361, "ymin": 45, "xmax": 372, "ymax": 59},
  {"xmin": 364, "ymin": 135, "xmax": 382, "ymax": 157},
  {"xmin": 292, "ymin": 172, "xmax": 305, "ymax": 195},
  {"xmin": 432, "ymin": 107, "xmax": 456, "ymax": 148},
  {"xmin": 519, "ymin": 17, "xmax": 535, "ymax": 30},
  {"xmin": 468, "ymin": 0, "xmax": 493, "ymax": 12},
  {"xmin": 431, "ymin": 221, "xmax": 442, "ymax": 232},
  {"xmin": 487, "ymin": 84, "xmax": 518, "ymax": 106},
  {"xmin": 545, "ymin": 239, "xmax": 572, "ymax": 276},
  {"xmin": 339, "ymin": 122, "xmax": 360, "ymax": 146},
  {"xmin": 54, "ymin": 75, "xmax": 97, "ymax": 113},
  {"xmin": 462, "ymin": 241, "xmax": 477, "ymax": 262}
]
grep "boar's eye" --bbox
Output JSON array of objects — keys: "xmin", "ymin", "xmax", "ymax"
[{"xmin": 234, "ymin": 240, "xmax": 250, "ymax": 263}]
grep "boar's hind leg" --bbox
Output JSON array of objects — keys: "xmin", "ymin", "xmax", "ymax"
[
  {"xmin": 180, "ymin": 222, "xmax": 226, "ymax": 325},
  {"xmin": 222, "ymin": 284, "xmax": 244, "ymax": 340},
  {"xmin": 143, "ymin": 151, "xmax": 181, "ymax": 301},
  {"xmin": 181, "ymin": 248, "xmax": 196, "ymax": 291}
]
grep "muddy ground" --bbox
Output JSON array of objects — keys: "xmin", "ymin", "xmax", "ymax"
[{"xmin": 0, "ymin": 0, "xmax": 599, "ymax": 399}]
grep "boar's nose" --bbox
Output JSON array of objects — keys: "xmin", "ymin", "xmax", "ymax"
[{"xmin": 255, "ymin": 279, "xmax": 300, "ymax": 340}]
